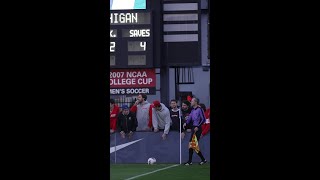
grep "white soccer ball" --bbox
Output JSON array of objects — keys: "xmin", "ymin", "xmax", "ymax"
[{"xmin": 147, "ymin": 157, "xmax": 156, "ymax": 165}]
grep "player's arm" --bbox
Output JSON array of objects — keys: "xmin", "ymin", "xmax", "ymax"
[
  {"xmin": 110, "ymin": 106, "xmax": 119, "ymax": 118},
  {"xmin": 184, "ymin": 111, "xmax": 193, "ymax": 128},
  {"xmin": 152, "ymin": 108, "xmax": 158, "ymax": 130},
  {"xmin": 130, "ymin": 104, "xmax": 137, "ymax": 113},
  {"xmin": 148, "ymin": 104, "xmax": 153, "ymax": 128},
  {"xmin": 113, "ymin": 107, "xmax": 120, "ymax": 130},
  {"xmin": 163, "ymin": 110, "xmax": 171, "ymax": 135},
  {"xmin": 110, "ymin": 117, "xmax": 117, "ymax": 131},
  {"xmin": 198, "ymin": 108, "xmax": 206, "ymax": 127}
]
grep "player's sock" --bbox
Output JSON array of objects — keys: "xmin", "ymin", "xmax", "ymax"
[
  {"xmin": 188, "ymin": 148, "xmax": 193, "ymax": 163},
  {"xmin": 197, "ymin": 151, "xmax": 205, "ymax": 161}
]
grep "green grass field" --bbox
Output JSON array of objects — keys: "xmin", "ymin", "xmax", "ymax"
[{"xmin": 110, "ymin": 163, "xmax": 210, "ymax": 180}]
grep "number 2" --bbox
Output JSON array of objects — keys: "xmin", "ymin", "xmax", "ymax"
[{"xmin": 110, "ymin": 42, "xmax": 115, "ymax": 52}]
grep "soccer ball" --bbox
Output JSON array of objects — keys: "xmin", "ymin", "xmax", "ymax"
[{"xmin": 147, "ymin": 157, "xmax": 156, "ymax": 165}]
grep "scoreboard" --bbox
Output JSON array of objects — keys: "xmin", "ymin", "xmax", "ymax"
[
  {"xmin": 110, "ymin": 11, "xmax": 153, "ymax": 68},
  {"xmin": 109, "ymin": 0, "xmax": 202, "ymax": 68}
]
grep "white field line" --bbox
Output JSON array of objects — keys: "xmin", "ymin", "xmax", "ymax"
[{"xmin": 124, "ymin": 164, "xmax": 180, "ymax": 180}]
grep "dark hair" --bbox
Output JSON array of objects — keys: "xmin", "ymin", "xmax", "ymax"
[
  {"xmin": 170, "ymin": 99, "xmax": 177, "ymax": 103},
  {"xmin": 199, "ymin": 103, "xmax": 206, "ymax": 112},
  {"xmin": 110, "ymin": 99, "xmax": 115, "ymax": 104},
  {"xmin": 182, "ymin": 100, "xmax": 190, "ymax": 107},
  {"xmin": 139, "ymin": 93, "xmax": 147, "ymax": 101}
]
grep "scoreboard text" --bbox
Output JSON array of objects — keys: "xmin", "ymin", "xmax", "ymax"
[{"xmin": 110, "ymin": 11, "xmax": 153, "ymax": 68}]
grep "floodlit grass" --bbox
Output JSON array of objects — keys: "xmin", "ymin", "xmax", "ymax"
[{"xmin": 110, "ymin": 163, "xmax": 210, "ymax": 180}]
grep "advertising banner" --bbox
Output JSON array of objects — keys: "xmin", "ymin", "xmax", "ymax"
[
  {"xmin": 110, "ymin": 132, "xmax": 210, "ymax": 164},
  {"xmin": 110, "ymin": 69, "xmax": 156, "ymax": 95}
]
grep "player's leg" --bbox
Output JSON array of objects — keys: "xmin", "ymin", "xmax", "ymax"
[
  {"xmin": 184, "ymin": 128, "xmax": 195, "ymax": 165},
  {"xmin": 186, "ymin": 148, "xmax": 194, "ymax": 165},
  {"xmin": 195, "ymin": 127, "xmax": 207, "ymax": 165}
]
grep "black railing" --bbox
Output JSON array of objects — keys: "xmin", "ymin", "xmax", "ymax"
[{"xmin": 113, "ymin": 96, "xmax": 137, "ymax": 110}]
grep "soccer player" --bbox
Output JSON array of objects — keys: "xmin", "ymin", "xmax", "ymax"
[
  {"xmin": 183, "ymin": 97, "xmax": 207, "ymax": 165},
  {"xmin": 152, "ymin": 100, "xmax": 172, "ymax": 140}
]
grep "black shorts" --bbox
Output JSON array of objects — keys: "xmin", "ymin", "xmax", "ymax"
[{"xmin": 189, "ymin": 126, "xmax": 202, "ymax": 142}]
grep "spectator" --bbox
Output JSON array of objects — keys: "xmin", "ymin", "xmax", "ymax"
[
  {"xmin": 183, "ymin": 97, "xmax": 207, "ymax": 165},
  {"xmin": 110, "ymin": 98, "xmax": 120, "ymax": 134},
  {"xmin": 201, "ymin": 107, "xmax": 211, "ymax": 137},
  {"xmin": 130, "ymin": 94, "xmax": 153, "ymax": 131},
  {"xmin": 181, "ymin": 100, "xmax": 192, "ymax": 139},
  {"xmin": 169, "ymin": 99, "xmax": 182, "ymax": 131},
  {"xmin": 152, "ymin": 100, "xmax": 172, "ymax": 140},
  {"xmin": 117, "ymin": 105, "xmax": 138, "ymax": 139},
  {"xmin": 187, "ymin": 95, "xmax": 192, "ymax": 102},
  {"xmin": 198, "ymin": 103, "xmax": 210, "ymax": 137},
  {"xmin": 199, "ymin": 103, "xmax": 206, "ymax": 112}
]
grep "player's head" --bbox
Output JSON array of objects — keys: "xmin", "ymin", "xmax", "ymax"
[
  {"xmin": 170, "ymin": 99, "xmax": 177, "ymax": 109},
  {"xmin": 110, "ymin": 98, "xmax": 115, "ymax": 108},
  {"xmin": 191, "ymin": 97, "xmax": 199, "ymax": 107},
  {"xmin": 182, "ymin": 100, "xmax": 190, "ymax": 110},
  {"xmin": 153, "ymin": 100, "xmax": 162, "ymax": 111},
  {"xmin": 122, "ymin": 105, "xmax": 130, "ymax": 115},
  {"xmin": 137, "ymin": 93, "xmax": 147, "ymax": 103}
]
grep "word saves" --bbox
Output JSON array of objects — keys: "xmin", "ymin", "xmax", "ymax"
[{"xmin": 129, "ymin": 29, "xmax": 150, "ymax": 37}]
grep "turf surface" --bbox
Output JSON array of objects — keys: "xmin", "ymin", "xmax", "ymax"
[{"xmin": 110, "ymin": 163, "xmax": 210, "ymax": 180}]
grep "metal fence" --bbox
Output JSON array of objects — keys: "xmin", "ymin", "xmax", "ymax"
[{"xmin": 113, "ymin": 96, "xmax": 137, "ymax": 110}]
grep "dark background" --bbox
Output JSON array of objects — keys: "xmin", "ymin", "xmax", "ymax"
[{"xmin": 2, "ymin": 0, "xmax": 317, "ymax": 179}]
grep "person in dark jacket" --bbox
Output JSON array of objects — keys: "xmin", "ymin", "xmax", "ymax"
[
  {"xmin": 117, "ymin": 105, "xmax": 138, "ymax": 139},
  {"xmin": 170, "ymin": 99, "xmax": 182, "ymax": 131},
  {"xmin": 180, "ymin": 100, "xmax": 192, "ymax": 139}
]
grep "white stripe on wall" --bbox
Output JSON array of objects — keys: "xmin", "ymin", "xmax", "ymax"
[
  {"xmin": 163, "ymin": 3, "xmax": 198, "ymax": 11},
  {"xmin": 163, "ymin": 23, "xmax": 198, "ymax": 32},
  {"xmin": 163, "ymin": 14, "xmax": 198, "ymax": 21},
  {"xmin": 164, "ymin": 34, "xmax": 198, "ymax": 42}
]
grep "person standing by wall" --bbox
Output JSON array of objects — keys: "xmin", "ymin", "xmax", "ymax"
[
  {"xmin": 152, "ymin": 100, "xmax": 172, "ymax": 140},
  {"xmin": 183, "ymin": 98, "xmax": 207, "ymax": 165},
  {"xmin": 130, "ymin": 94, "xmax": 153, "ymax": 131},
  {"xmin": 117, "ymin": 105, "xmax": 137, "ymax": 139},
  {"xmin": 181, "ymin": 100, "xmax": 192, "ymax": 139},
  {"xmin": 110, "ymin": 98, "xmax": 120, "ymax": 134},
  {"xmin": 169, "ymin": 99, "xmax": 182, "ymax": 131},
  {"xmin": 201, "ymin": 106, "xmax": 210, "ymax": 137}
]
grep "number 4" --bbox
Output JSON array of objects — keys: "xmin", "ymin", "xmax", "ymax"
[{"xmin": 140, "ymin": 42, "xmax": 146, "ymax": 51}]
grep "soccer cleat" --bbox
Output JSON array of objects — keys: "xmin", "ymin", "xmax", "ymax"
[
  {"xmin": 184, "ymin": 162, "xmax": 192, "ymax": 165},
  {"xmin": 199, "ymin": 160, "xmax": 207, "ymax": 165}
]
